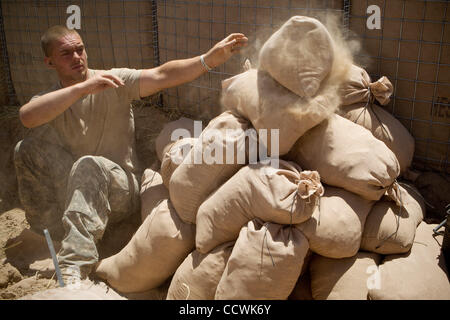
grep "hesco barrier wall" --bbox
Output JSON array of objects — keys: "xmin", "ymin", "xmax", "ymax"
[
  {"xmin": 349, "ymin": 0, "xmax": 449, "ymax": 173},
  {"xmin": 0, "ymin": 0, "xmax": 448, "ymax": 173}
]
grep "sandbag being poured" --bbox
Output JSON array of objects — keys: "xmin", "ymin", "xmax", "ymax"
[
  {"xmin": 221, "ymin": 68, "xmax": 339, "ymax": 156},
  {"xmin": 259, "ymin": 16, "xmax": 335, "ymax": 98},
  {"xmin": 287, "ymin": 113, "xmax": 401, "ymax": 202}
]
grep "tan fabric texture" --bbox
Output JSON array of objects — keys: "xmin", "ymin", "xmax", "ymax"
[
  {"xmin": 169, "ymin": 111, "xmax": 252, "ymax": 224},
  {"xmin": 259, "ymin": 16, "xmax": 334, "ymax": 98},
  {"xmin": 287, "ymin": 113, "xmax": 401, "ymax": 202},
  {"xmin": 361, "ymin": 183, "xmax": 426, "ymax": 254},
  {"xmin": 215, "ymin": 219, "xmax": 309, "ymax": 300},
  {"xmin": 166, "ymin": 242, "xmax": 234, "ymax": 300},
  {"xmin": 196, "ymin": 160, "xmax": 323, "ymax": 254},
  {"xmin": 338, "ymin": 65, "xmax": 413, "ymax": 173},
  {"xmin": 368, "ymin": 222, "xmax": 450, "ymax": 300},
  {"xmin": 155, "ymin": 117, "xmax": 197, "ymax": 162},
  {"xmin": 338, "ymin": 102, "xmax": 415, "ymax": 174},
  {"xmin": 310, "ymin": 252, "xmax": 381, "ymax": 300},
  {"xmin": 94, "ymin": 199, "xmax": 195, "ymax": 293},
  {"xmin": 340, "ymin": 64, "xmax": 393, "ymax": 107},
  {"xmin": 297, "ymin": 186, "xmax": 374, "ymax": 258},
  {"xmin": 161, "ymin": 137, "xmax": 197, "ymax": 189},
  {"xmin": 31, "ymin": 68, "xmax": 142, "ymax": 174},
  {"xmin": 139, "ymin": 168, "xmax": 169, "ymax": 222},
  {"xmin": 221, "ymin": 68, "xmax": 339, "ymax": 155}
]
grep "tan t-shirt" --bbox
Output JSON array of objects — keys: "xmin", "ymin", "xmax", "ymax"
[{"xmin": 31, "ymin": 68, "xmax": 143, "ymax": 174}]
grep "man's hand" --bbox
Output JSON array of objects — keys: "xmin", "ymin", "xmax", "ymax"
[
  {"xmin": 77, "ymin": 72, "xmax": 125, "ymax": 95},
  {"xmin": 139, "ymin": 33, "xmax": 248, "ymax": 98},
  {"xmin": 203, "ymin": 33, "xmax": 248, "ymax": 69}
]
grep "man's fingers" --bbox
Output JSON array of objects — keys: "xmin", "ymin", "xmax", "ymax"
[
  {"xmin": 225, "ymin": 33, "xmax": 246, "ymax": 42},
  {"xmin": 101, "ymin": 77, "xmax": 120, "ymax": 89},
  {"xmin": 102, "ymin": 74, "xmax": 125, "ymax": 86},
  {"xmin": 224, "ymin": 39, "xmax": 237, "ymax": 48}
]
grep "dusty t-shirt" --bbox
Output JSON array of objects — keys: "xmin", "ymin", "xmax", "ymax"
[{"xmin": 31, "ymin": 68, "xmax": 142, "ymax": 174}]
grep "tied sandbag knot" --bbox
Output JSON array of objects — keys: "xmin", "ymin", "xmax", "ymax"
[
  {"xmin": 369, "ymin": 76, "xmax": 393, "ymax": 106},
  {"xmin": 295, "ymin": 170, "xmax": 325, "ymax": 200},
  {"xmin": 354, "ymin": 86, "xmax": 393, "ymax": 143},
  {"xmin": 387, "ymin": 180, "xmax": 403, "ymax": 208},
  {"xmin": 288, "ymin": 170, "xmax": 324, "ymax": 235},
  {"xmin": 376, "ymin": 179, "xmax": 405, "ymax": 249}
]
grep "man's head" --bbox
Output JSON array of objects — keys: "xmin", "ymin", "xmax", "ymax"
[{"xmin": 41, "ymin": 25, "xmax": 88, "ymax": 85}]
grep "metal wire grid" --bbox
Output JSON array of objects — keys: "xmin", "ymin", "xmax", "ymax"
[
  {"xmin": 0, "ymin": 0, "xmax": 160, "ymax": 105},
  {"xmin": 0, "ymin": 3, "xmax": 17, "ymax": 106},
  {"xmin": 0, "ymin": 0, "xmax": 448, "ymax": 173},
  {"xmin": 156, "ymin": 0, "xmax": 344, "ymax": 120},
  {"xmin": 349, "ymin": 0, "xmax": 449, "ymax": 174}
]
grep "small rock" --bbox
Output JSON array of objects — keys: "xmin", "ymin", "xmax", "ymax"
[
  {"xmin": 29, "ymin": 258, "xmax": 55, "ymax": 278},
  {"xmin": 0, "ymin": 263, "xmax": 23, "ymax": 288}
]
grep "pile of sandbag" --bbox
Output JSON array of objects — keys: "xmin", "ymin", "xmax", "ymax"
[{"xmin": 94, "ymin": 15, "xmax": 450, "ymax": 300}]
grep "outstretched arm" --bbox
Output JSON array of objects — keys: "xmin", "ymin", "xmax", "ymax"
[{"xmin": 139, "ymin": 33, "xmax": 248, "ymax": 98}]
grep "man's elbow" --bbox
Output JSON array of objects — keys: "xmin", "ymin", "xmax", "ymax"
[{"xmin": 19, "ymin": 107, "xmax": 37, "ymax": 128}]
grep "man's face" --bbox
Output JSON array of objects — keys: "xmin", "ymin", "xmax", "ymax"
[{"xmin": 45, "ymin": 32, "xmax": 88, "ymax": 83}]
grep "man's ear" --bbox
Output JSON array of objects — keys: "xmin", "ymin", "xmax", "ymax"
[{"xmin": 44, "ymin": 56, "xmax": 56, "ymax": 69}]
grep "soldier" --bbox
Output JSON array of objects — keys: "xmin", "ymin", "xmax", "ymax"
[{"xmin": 14, "ymin": 25, "xmax": 247, "ymax": 283}]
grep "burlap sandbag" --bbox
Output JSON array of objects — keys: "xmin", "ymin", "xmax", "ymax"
[
  {"xmin": 297, "ymin": 186, "xmax": 374, "ymax": 258},
  {"xmin": 361, "ymin": 182, "xmax": 426, "ymax": 254},
  {"xmin": 215, "ymin": 219, "xmax": 309, "ymax": 300},
  {"xmin": 95, "ymin": 199, "xmax": 196, "ymax": 293},
  {"xmin": 221, "ymin": 68, "xmax": 339, "ymax": 155},
  {"xmin": 289, "ymin": 251, "xmax": 314, "ymax": 301},
  {"xmin": 310, "ymin": 252, "xmax": 381, "ymax": 300},
  {"xmin": 169, "ymin": 111, "xmax": 252, "ymax": 224},
  {"xmin": 166, "ymin": 242, "xmax": 234, "ymax": 300},
  {"xmin": 340, "ymin": 64, "xmax": 393, "ymax": 107},
  {"xmin": 368, "ymin": 222, "xmax": 450, "ymax": 300},
  {"xmin": 287, "ymin": 113, "xmax": 401, "ymax": 202},
  {"xmin": 140, "ymin": 168, "xmax": 169, "ymax": 222},
  {"xmin": 155, "ymin": 117, "xmax": 196, "ymax": 162},
  {"xmin": 259, "ymin": 16, "xmax": 334, "ymax": 98},
  {"xmin": 196, "ymin": 160, "xmax": 324, "ymax": 254},
  {"xmin": 338, "ymin": 64, "xmax": 414, "ymax": 173},
  {"xmin": 160, "ymin": 137, "xmax": 197, "ymax": 188}
]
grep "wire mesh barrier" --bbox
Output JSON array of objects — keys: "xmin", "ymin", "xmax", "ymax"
[
  {"xmin": 349, "ymin": 0, "xmax": 449, "ymax": 174},
  {"xmin": 0, "ymin": 0, "xmax": 448, "ymax": 173},
  {"xmin": 0, "ymin": 0, "xmax": 159, "ymax": 106}
]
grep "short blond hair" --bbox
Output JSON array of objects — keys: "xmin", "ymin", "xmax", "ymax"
[{"xmin": 41, "ymin": 25, "xmax": 80, "ymax": 57}]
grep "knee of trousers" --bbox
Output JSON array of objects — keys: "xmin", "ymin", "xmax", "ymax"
[{"xmin": 69, "ymin": 155, "xmax": 110, "ymax": 183}]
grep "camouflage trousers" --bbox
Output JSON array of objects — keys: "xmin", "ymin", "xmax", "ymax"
[{"xmin": 14, "ymin": 129, "xmax": 140, "ymax": 279}]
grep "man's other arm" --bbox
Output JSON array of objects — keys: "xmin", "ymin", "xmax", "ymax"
[
  {"xmin": 139, "ymin": 33, "xmax": 248, "ymax": 98},
  {"xmin": 19, "ymin": 73, "xmax": 125, "ymax": 128}
]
